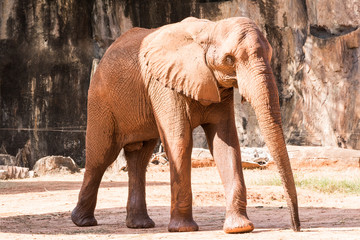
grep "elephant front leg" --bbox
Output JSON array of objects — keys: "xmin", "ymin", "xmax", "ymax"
[
  {"xmin": 167, "ymin": 137, "xmax": 198, "ymax": 232},
  {"xmin": 159, "ymin": 128, "xmax": 198, "ymax": 232},
  {"xmin": 203, "ymin": 119, "xmax": 254, "ymax": 233},
  {"xmin": 150, "ymin": 86, "xmax": 198, "ymax": 232}
]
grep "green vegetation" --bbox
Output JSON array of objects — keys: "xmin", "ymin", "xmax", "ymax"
[
  {"xmin": 296, "ymin": 176, "xmax": 360, "ymax": 194},
  {"xmin": 245, "ymin": 170, "xmax": 360, "ymax": 195}
]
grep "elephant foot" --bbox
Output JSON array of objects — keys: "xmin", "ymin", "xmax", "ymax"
[
  {"xmin": 126, "ymin": 214, "xmax": 155, "ymax": 228},
  {"xmin": 223, "ymin": 214, "xmax": 254, "ymax": 234},
  {"xmin": 168, "ymin": 218, "xmax": 199, "ymax": 232},
  {"xmin": 71, "ymin": 206, "xmax": 98, "ymax": 227}
]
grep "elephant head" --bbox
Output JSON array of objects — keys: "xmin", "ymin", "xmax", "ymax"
[{"xmin": 140, "ymin": 17, "xmax": 300, "ymax": 231}]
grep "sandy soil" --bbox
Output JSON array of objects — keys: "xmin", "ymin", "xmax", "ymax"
[{"xmin": 1, "ymin": 165, "xmax": 360, "ymax": 240}]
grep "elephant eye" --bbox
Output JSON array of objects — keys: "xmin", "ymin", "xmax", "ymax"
[{"xmin": 224, "ymin": 55, "xmax": 235, "ymax": 66}]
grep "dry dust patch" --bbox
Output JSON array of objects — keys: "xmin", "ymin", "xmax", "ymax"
[{"xmin": 1, "ymin": 165, "xmax": 360, "ymax": 239}]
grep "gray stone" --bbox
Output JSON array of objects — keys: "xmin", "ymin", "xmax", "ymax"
[
  {"xmin": 191, "ymin": 148, "xmax": 215, "ymax": 168},
  {"xmin": 107, "ymin": 149, "xmax": 127, "ymax": 172},
  {"xmin": 241, "ymin": 147, "xmax": 272, "ymax": 168},
  {"xmin": 0, "ymin": 154, "xmax": 16, "ymax": 166},
  {"xmin": 28, "ymin": 170, "xmax": 36, "ymax": 178},
  {"xmin": 0, "ymin": 165, "xmax": 29, "ymax": 179},
  {"xmin": 0, "ymin": 170, "xmax": 7, "ymax": 180},
  {"xmin": 190, "ymin": 147, "xmax": 268, "ymax": 168},
  {"xmin": 33, "ymin": 156, "xmax": 80, "ymax": 176},
  {"xmin": 192, "ymin": 148, "xmax": 213, "ymax": 161},
  {"xmin": 150, "ymin": 152, "xmax": 168, "ymax": 165}
]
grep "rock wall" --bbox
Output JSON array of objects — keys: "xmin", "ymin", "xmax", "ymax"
[
  {"xmin": 0, "ymin": 0, "xmax": 94, "ymax": 166},
  {"xmin": 0, "ymin": 0, "xmax": 359, "ymax": 166}
]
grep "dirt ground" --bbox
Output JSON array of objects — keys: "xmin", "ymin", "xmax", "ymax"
[{"xmin": 1, "ymin": 163, "xmax": 360, "ymax": 240}]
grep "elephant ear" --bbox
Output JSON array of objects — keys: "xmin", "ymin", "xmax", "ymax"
[{"xmin": 141, "ymin": 23, "xmax": 221, "ymax": 104}]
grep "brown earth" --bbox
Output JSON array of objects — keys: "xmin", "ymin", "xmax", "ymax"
[{"xmin": 1, "ymin": 163, "xmax": 360, "ymax": 240}]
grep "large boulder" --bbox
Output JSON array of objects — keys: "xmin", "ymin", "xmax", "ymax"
[{"xmin": 33, "ymin": 156, "xmax": 80, "ymax": 176}]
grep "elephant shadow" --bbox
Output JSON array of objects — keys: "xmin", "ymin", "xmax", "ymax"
[
  {"xmin": 0, "ymin": 180, "xmax": 167, "ymax": 195},
  {"xmin": 1, "ymin": 205, "xmax": 359, "ymax": 235}
]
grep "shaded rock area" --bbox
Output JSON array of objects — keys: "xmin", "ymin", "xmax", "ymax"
[
  {"xmin": 0, "ymin": 0, "xmax": 93, "ymax": 167},
  {"xmin": 33, "ymin": 156, "xmax": 80, "ymax": 176},
  {"xmin": 0, "ymin": 154, "xmax": 16, "ymax": 166},
  {"xmin": 0, "ymin": 141, "xmax": 33, "ymax": 169},
  {"xmin": 14, "ymin": 140, "xmax": 32, "ymax": 168},
  {"xmin": 0, "ymin": 0, "xmax": 359, "ymax": 167}
]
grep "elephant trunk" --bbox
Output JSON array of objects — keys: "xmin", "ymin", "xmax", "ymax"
[{"xmin": 238, "ymin": 69, "xmax": 301, "ymax": 231}]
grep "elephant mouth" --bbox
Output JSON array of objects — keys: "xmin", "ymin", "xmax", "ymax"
[{"xmin": 219, "ymin": 73, "xmax": 238, "ymax": 88}]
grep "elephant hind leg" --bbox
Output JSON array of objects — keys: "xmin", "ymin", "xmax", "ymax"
[
  {"xmin": 72, "ymin": 102, "xmax": 121, "ymax": 227},
  {"xmin": 125, "ymin": 138, "xmax": 158, "ymax": 228}
]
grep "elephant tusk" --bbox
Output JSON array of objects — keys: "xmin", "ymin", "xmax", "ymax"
[{"xmin": 223, "ymin": 75, "xmax": 237, "ymax": 81}]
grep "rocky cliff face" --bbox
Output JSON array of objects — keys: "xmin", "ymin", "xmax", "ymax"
[
  {"xmin": 213, "ymin": 0, "xmax": 360, "ymax": 150},
  {"xmin": 1, "ymin": 0, "xmax": 94, "ymax": 166},
  {"xmin": 298, "ymin": 0, "xmax": 360, "ymax": 149},
  {"xmin": 0, "ymin": 0, "xmax": 359, "ymax": 166}
]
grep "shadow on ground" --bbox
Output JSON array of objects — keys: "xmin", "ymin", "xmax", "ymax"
[
  {"xmin": 0, "ymin": 180, "xmax": 168, "ymax": 195},
  {"xmin": 1, "ymin": 206, "xmax": 359, "ymax": 235}
]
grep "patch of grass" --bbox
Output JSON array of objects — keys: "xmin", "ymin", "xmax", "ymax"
[
  {"xmin": 296, "ymin": 176, "xmax": 360, "ymax": 194},
  {"xmin": 245, "ymin": 170, "xmax": 360, "ymax": 195}
]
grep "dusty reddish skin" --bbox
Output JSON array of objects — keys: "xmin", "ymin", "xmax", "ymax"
[{"xmin": 72, "ymin": 17, "xmax": 300, "ymax": 233}]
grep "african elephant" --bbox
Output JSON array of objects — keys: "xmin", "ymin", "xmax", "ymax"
[{"xmin": 71, "ymin": 17, "xmax": 300, "ymax": 233}]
